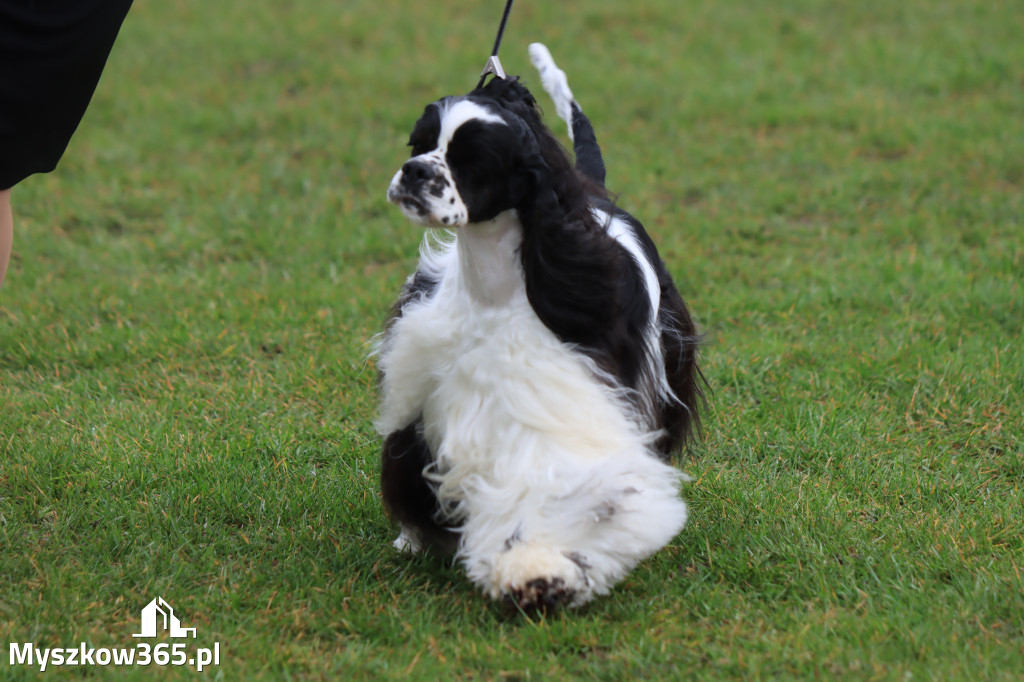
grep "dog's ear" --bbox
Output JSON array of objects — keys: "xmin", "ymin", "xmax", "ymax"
[{"xmin": 505, "ymin": 128, "xmax": 550, "ymax": 209}]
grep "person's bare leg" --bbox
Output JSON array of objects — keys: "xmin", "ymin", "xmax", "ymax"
[{"xmin": 0, "ymin": 188, "xmax": 12, "ymax": 290}]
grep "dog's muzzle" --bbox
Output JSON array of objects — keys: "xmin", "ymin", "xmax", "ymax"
[{"xmin": 387, "ymin": 155, "xmax": 469, "ymax": 227}]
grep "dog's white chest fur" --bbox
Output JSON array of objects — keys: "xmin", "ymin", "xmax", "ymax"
[{"xmin": 380, "ymin": 211, "xmax": 638, "ymax": 468}]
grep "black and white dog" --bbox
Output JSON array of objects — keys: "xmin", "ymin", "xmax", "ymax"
[{"xmin": 376, "ymin": 44, "xmax": 704, "ymax": 610}]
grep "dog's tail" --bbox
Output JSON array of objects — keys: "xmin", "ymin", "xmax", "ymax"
[{"xmin": 529, "ymin": 43, "xmax": 606, "ymax": 189}]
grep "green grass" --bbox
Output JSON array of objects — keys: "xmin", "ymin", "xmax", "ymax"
[{"xmin": 1, "ymin": 0, "xmax": 1022, "ymax": 678}]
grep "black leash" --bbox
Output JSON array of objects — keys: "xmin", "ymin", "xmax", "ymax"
[{"xmin": 476, "ymin": 0, "xmax": 515, "ymax": 89}]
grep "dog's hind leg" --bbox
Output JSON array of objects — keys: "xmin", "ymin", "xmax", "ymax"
[
  {"xmin": 380, "ymin": 420, "xmax": 458, "ymax": 554},
  {"xmin": 528, "ymin": 43, "xmax": 606, "ymax": 188}
]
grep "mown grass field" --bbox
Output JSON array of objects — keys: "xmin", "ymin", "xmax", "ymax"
[{"xmin": 1, "ymin": 0, "xmax": 1022, "ymax": 678}]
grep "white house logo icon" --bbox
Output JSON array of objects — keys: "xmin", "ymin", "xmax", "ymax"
[{"xmin": 132, "ymin": 598, "xmax": 196, "ymax": 639}]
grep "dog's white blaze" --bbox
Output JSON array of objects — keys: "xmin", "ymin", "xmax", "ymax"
[
  {"xmin": 437, "ymin": 99, "xmax": 506, "ymax": 152},
  {"xmin": 376, "ymin": 213, "xmax": 687, "ymax": 606}
]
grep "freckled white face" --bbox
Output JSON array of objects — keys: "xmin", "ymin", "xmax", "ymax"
[
  {"xmin": 387, "ymin": 99, "xmax": 506, "ymax": 228},
  {"xmin": 386, "ymin": 147, "xmax": 466, "ymax": 228}
]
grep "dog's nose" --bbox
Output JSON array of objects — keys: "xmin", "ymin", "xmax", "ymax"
[{"xmin": 400, "ymin": 159, "xmax": 435, "ymax": 188}]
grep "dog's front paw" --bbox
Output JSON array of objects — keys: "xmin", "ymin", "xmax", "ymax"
[
  {"xmin": 504, "ymin": 576, "xmax": 576, "ymax": 613},
  {"xmin": 490, "ymin": 542, "xmax": 590, "ymax": 612}
]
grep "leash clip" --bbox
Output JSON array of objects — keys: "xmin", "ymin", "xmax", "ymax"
[
  {"xmin": 479, "ymin": 55, "xmax": 507, "ymax": 82},
  {"xmin": 475, "ymin": 0, "xmax": 514, "ymax": 89}
]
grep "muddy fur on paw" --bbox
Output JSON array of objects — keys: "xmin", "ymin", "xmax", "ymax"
[
  {"xmin": 503, "ymin": 577, "xmax": 575, "ymax": 614},
  {"xmin": 490, "ymin": 542, "xmax": 590, "ymax": 611}
]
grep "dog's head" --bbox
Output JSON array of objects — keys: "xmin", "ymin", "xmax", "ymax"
[{"xmin": 387, "ymin": 78, "xmax": 562, "ymax": 228}]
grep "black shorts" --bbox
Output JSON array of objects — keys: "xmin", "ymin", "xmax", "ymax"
[{"xmin": 0, "ymin": 0, "xmax": 133, "ymax": 189}]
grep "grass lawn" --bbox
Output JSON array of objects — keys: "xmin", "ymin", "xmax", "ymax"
[{"xmin": 2, "ymin": 0, "xmax": 1022, "ymax": 678}]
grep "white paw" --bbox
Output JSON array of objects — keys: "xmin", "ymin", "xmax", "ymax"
[
  {"xmin": 528, "ymin": 43, "xmax": 576, "ymax": 135},
  {"xmin": 392, "ymin": 529, "xmax": 423, "ymax": 554},
  {"xmin": 490, "ymin": 542, "xmax": 591, "ymax": 610}
]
